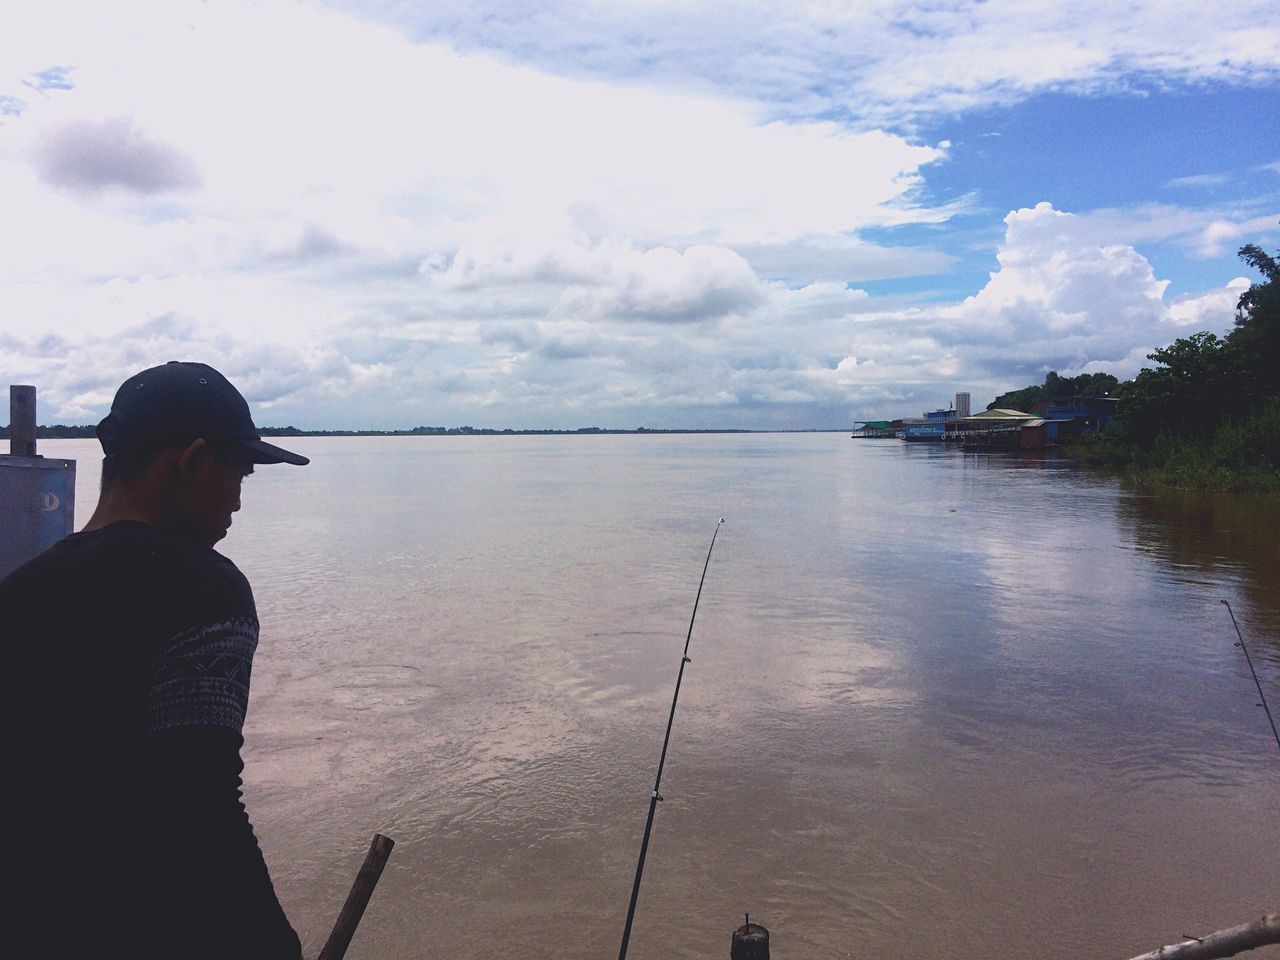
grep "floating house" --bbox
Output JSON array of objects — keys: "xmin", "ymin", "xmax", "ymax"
[
  {"xmin": 960, "ymin": 396, "xmax": 1118, "ymax": 450},
  {"xmin": 852, "ymin": 391, "xmax": 1113, "ymax": 449},
  {"xmin": 851, "ymin": 420, "xmax": 896, "ymax": 438},
  {"xmin": 958, "ymin": 409, "xmax": 1036, "ymax": 449},
  {"xmin": 902, "ymin": 406, "xmax": 959, "ymax": 441}
]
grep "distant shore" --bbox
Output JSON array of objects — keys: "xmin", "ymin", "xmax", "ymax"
[{"xmin": 2, "ymin": 425, "xmax": 850, "ymax": 439}]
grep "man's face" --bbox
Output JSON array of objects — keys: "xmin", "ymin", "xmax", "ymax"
[{"xmin": 177, "ymin": 443, "xmax": 255, "ymax": 546}]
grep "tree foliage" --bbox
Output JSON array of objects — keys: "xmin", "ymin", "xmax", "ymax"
[
  {"xmin": 1231, "ymin": 242, "xmax": 1279, "ymax": 400},
  {"xmin": 989, "ymin": 371, "xmax": 1119, "ymax": 412},
  {"xmin": 1119, "ymin": 241, "xmax": 1279, "ymax": 447}
]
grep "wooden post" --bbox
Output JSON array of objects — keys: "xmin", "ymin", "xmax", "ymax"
[
  {"xmin": 10, "ymin": 385, "xmax": 36, "ymax": 457},
  {"xmin": 1124, "ymin": 913, "xmax": 1279, "ymax": 960},
  {"xmin": 731, "ymin": 915, "xmax": 769, "ymax": 960},
  {"xmin": 318, "ymin": 833, "xmax": 395, "ymax": 960}
]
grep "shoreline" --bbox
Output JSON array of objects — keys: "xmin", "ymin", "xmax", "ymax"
[{"xmin": 3, "ymin": 425, "xmax": 852, "ymax": 439}]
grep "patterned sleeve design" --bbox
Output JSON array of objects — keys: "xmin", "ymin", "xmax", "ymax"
[{"xmin": 147, "ymin": 617, "xmax": 260, "ymax": 733}]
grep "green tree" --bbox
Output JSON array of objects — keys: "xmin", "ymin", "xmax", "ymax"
[
  {"xmin": 1231, "ymin": 242, "xmax": 1279, "ymax": 402},
  {"xmin": 989, "ymin": 370, "xmax": 1120, "ymax": 412},
  {"xmin": 1116, "ymin": 240, "xmax": 1278, "ymax": 450},
  {"xmin": 1118, "ymin": 332, "xmax": 1236, "ymax": 445},
  {"xmin": 989, "ymin": 383, "xmax": 1045, "ymax": 411}
]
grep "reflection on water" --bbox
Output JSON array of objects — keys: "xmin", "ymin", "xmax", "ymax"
[
  {"xmin": 1115, "ymin": 484, "xmax": 1280, "ymax": 648},
  {"xmin": 43, "ymin": 437, "xmax": 1280, "ymax": 960}
]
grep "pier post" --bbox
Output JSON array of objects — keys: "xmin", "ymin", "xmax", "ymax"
[
  {"xmin": 10, "ymin": 385, "xmax": 36, "ymax": 456},
  {"xmin": 731, "ymin": 916, "xmax": 769, "ymax": 960}
]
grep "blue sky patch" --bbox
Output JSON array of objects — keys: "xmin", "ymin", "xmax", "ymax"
[{"xmin": 24, "ymin": 65, "xmax": 76, "ymax": 92}]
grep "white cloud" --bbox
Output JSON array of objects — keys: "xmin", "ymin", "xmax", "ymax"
[
  {"xmin": 824, "ymin": 202, "xmax": 1249, "ymax": 409},
  {"xmin": 320, "ymin": 0, "xmax": 1280, "ymax": 126},
  {"xmin": 0, "ymin": 1, "xmax": 948, "ymax": 289},
  {"xmin": 1168, "ymin": 277, "xmax": 1249, "ymax": 327},
  {"xmin": 1192, "ymin": 215, "xmax": 1279, "ymax": 258},
  {"xmin": 1199, "ymin": 221, "xmax": 1242, "ymax": 258},
  {"xmin": 735, "ymin": 236, "xmax": 957, "ymax": 283},
  {"xmin": 550, "ymin": 245, "xmax": 765, "ymax": 323},
  {"xmin": 948, "ymin": 202, "xmax": 1171, "ymax": 334},
  {"xmin": 0, "ymin": 313, "xmax": 382, "ymax": 423},
  {"xmin": 985, "ymin": 203, "xmax": 1280, "ymax": 263},
  {"xmin": 428, "ymin": 240, "xmax": 767, "ymax": 323},
  {"xmin": 1165, "ymin": 172, "xmax": 1230, "ymax": 189}
]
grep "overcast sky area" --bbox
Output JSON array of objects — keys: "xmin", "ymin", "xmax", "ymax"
[{"xmin": 2, "ymin": 1, "xmax": 1278, "ymax": 429}]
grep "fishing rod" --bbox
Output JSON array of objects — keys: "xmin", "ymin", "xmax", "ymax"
[
  {"xmin": 1221, "ymin": 600, "xmax": 1280, "ymax": 753},
  {"xmin": 617, "ymin": 518, "xmax": 725, "ymax": 960}
]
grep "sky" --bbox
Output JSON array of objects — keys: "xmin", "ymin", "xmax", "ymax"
[{"xmin": 1, "ymin": 0, "xmax": 1278, "ymax": 430}]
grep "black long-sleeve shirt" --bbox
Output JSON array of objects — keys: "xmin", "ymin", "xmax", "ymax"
[{"xmin": 3, "ymin": 521, "xmax": 300, "ymax": 959}]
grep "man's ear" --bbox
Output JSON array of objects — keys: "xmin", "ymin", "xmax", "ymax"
[{"xmin": 174, "ymin": 438, "xmax": 211, "ymax": 479}]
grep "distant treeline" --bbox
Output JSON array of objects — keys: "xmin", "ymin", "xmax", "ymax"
[
  {"xmin": 0, "ymin": 424, "xmax": 768, "ymax": 440},
  {"xmin": 0, "ymin": 424, "xmax": 97, "ymax": 439},
  {"xmin": 999, "ymin": 241, "xmax": 1280, "ymax": 492},
  {"xmin": 256, "ymin": 426, "xmax": 760, "ymax": 436}
]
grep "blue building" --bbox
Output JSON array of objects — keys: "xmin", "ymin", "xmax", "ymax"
[
  {"xmin": 1044, "ymin": 396, "xmax": 1118, "ymax": 431},
  {"xmin": 903, "ymin": 406, "xmax": 958, "ymax": 441}
]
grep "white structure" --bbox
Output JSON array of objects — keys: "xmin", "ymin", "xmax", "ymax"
[{"xmin": 955, "ymin": 391, "xmax": 971, "ymax": 420}]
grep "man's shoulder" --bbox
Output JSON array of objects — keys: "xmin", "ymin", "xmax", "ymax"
[
  {"xmin": 63, "ymin": 522, "xmax": 241, "ymax": 576},
  {"xmin": 0, "ymin": 521, "xmax": 253, "ymax": 615},
  {"xmin": 118, "ymin": 523, "xmax": 257, "ymax": 617}
]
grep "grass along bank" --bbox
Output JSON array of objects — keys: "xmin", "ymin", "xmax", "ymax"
[{"xmin": 1072, "ymin": 403, "xmax": 1280, "ymax": 494}]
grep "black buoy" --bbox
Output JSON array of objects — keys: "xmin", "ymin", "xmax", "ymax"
[{"xmin": 731, "ymin": 914, "xmax": 769, "ymax": 960}]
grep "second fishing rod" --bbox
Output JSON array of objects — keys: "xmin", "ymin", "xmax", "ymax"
[{"xmin": 617, "ymin": 518, "xmax": 725, "ymax": 960}]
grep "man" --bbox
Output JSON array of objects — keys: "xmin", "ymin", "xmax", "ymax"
[{"xmin": 3, "ymin": 361, "xmax": 309, "ymax": 959}]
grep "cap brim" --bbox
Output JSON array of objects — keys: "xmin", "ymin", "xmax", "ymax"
[{"xmin": 238, "ymin": 437, "xmax": 310, "ymax": 466}]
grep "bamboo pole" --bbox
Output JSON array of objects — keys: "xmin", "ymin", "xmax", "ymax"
[
  {"xmin": 1124, "ymin": 913, "xmax": 1279, "ymax": 960},
  {"xmin": 318, "ymin": 833, "xmax": 395, "ymax": 960}
]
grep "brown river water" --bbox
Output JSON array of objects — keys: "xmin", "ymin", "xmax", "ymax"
[{"xmin": 49, "ymin": 435, "xmax": 1280, "ymax": 960}]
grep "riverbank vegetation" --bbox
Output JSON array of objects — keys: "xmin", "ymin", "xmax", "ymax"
[
  {"xmin": 990, "ymin": 371, "xmax": 1120, "ymax": 412},
  {"xmin": 1064, "ymin": 242, "xmax": 1278, "ymax": 492}
]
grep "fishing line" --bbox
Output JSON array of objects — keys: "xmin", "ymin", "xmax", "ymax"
[
  {"xmin": 1221, "ymin": 600, "xmax": 1280, "ymax": 753},
  {"xmin": 617, "ymin": 518, "xmax": 725, "ymax": 960}
]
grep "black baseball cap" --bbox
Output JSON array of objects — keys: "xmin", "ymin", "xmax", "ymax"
[{"xmin": 97, "ymin": 361, "xmax": 309, "ymax": 466}]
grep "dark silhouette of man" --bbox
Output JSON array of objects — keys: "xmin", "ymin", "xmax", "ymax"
[{"xmin": 2, "ymin": 361, "xmax": 308, "ymax": 959}]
